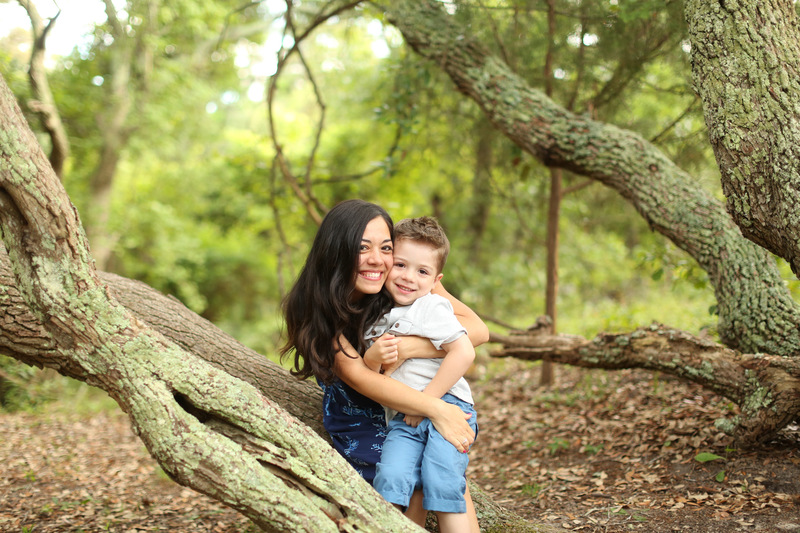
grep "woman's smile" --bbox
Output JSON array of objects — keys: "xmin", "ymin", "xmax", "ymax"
[{"xmin": 353, "ymin": 216, "xmax": 394, "ymax": 297}]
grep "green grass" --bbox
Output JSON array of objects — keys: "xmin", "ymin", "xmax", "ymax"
[{"xmin": 1, "ymin": 358, "xmax": 119, "ymax": 416}]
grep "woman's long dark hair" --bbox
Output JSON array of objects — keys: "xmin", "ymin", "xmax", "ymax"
[{"xmin": 280, "ymin": 199, "xmax": 394, "ymax": 384}]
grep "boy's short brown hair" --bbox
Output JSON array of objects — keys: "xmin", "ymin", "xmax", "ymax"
[{"xmin": 394, "ymin": 216, "xmax": 450, "ymax": 273}]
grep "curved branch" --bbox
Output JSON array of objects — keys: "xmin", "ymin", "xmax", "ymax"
[{"xmin": 490, "ymin": 323, "xmax": 800, "ymax": 446}]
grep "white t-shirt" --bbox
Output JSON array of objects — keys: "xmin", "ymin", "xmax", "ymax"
[{"xmin": 365, "ymin": 292, "xmax": 473, "ymax": 422}]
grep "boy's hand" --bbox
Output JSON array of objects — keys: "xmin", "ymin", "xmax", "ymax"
[
  {"xmin": 363, "ymin": 333, "xmax": 401, "ymax": 372},
  {"xmin": 404, "ymin": 414, "xmax": 425, "ymax": 428}
]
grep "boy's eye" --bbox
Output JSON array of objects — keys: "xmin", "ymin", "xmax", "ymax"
[{"xmin": 419, "ymin": 269, "xmax": 429, "ymax": 276}]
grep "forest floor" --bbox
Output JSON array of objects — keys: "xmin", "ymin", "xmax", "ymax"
[{"xmin": 2, "ymin": 361, "xmax": 799, "ymax": 532}]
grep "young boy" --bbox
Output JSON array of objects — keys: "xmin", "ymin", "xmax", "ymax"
[{"xmin": 363, "ymin": 216, "xmax": 477, "ymax": 533}]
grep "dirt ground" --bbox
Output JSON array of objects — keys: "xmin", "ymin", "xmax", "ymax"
[{"xmin": 2, "ymin": 362, "xmax": 799, "ymax": 532}]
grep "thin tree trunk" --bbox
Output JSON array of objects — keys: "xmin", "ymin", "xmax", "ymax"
[
  {"xmin": 468, "ymin": 118, "xmax": 493, "ymax": 256},
  {"xmin": 541, "ymin": 166, "xmax": 560, "ymax": 386},
  {"xmin": 19, "ymin": 0, "xmax": 70, "ymax": 178}
]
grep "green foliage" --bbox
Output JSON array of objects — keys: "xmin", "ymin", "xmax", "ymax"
[
  {"xmin": 0, "ymin": 355, "xmax": 38, "ymax": 411},
  {"xmin": 0, "ymin": 356, "xmax": 116, "ymax": 414},
  {"xmin": 521, "ymin": 482, "xmax": 544, "ymax": 498},
  {"xmin": 547, "ymin": 437, "xmax": 570, "ymax": 455}
]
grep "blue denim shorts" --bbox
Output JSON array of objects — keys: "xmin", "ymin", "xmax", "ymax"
[{"xmin": 373, "ymin": 394, "xmax": 478, "ymax": 513}]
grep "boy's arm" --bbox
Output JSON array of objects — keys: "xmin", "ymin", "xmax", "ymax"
[
  {"xmin": 404, "ymin": 334, "xmax": 475, "ymax": 428},
  {"xmin": 420, "ymin": 334, "xmax": 475, "ymax": 400},
  {"xmin": 335, "ymin": 335, "xmax": 475, "ymax": 452},
  {"xmin": 363, "ymin": 333, "xmax": 401, "ymax": 372}
]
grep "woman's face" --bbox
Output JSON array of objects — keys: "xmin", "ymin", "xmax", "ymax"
[{"xmin": 353, "ymin": 216, "xmax": 393, "ymax": 298}]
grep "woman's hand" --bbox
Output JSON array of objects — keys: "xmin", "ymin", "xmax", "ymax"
[
  {"xmin": 363, "ymin": 333, "xmax": 401, "ymax": 372},
  {"xmin": 404, "ymin": 414, "xmax": 425, "ymax": 428},
  {"xmin": 396, "ymin": 335, "xmax": 442, "ymax": 361},
  {"xmin": 429, "ymin": 400, "xmax": 475, "ymax": 453}
]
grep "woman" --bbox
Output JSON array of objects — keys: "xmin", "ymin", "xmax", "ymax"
[{"xmin": 281, "ymin": 199, "xmax": 488, "ymax": 529}]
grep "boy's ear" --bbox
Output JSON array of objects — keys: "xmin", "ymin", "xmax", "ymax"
[{"xmin": 435, "ymin": 272, "xmax": 444, "ymax": 284}]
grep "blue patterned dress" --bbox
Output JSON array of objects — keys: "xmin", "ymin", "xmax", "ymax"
[{"xmin": 320, "ymin": 378, "xmax": 387, "ymax": 484}]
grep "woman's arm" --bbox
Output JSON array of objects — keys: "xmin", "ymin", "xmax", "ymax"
[
  {"xmin": 432, "ymin": 282, "xmax": 489, "ymax": 346},
  {"xmin": 335, "ymin": 336, "xmax": 474, "ymax": 452},
  {"xmin": 397, "ymin": 283, "xmax": 490, "ymax": 361}
]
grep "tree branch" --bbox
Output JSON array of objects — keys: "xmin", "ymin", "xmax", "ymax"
[{"xmin": 490, "ymin": 322, "xmax": 800, "ymax": 446}]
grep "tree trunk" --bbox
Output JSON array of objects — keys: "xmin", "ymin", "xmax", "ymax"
[
  {"xmin": 85, "ymin": 1, "xmax": 134, "ymax": 271},
  {"xmin": 541, "ymin": 166, "xmax": 560, "ymax": 387},
  {"xmin": 685, "ymin": 0, "xmax": 800, "ymax": 276},
  {"xmin": 467, "ymin": 117, "xmax": 493, "ymax": 256},
  {"xmin": 0, "ymin": 73, "xmax": 548, "ymax": 532}
]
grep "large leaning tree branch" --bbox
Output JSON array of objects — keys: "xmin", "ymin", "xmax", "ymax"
[
  {"xmin": 378, "ymin": 0, "xmax": 800, "ymax": 444},
  {"xmin": 685, "ymin": 0, "xmax": 800, "ymax": 277},
  {"xmin": 0, "ymin": 73, "xmax": 547, "ymax": 532},
  {"xmin": 0, "ymin": 71, "xmax": 424, "ymax": 533}
]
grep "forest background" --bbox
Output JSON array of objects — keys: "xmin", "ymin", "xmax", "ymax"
[
  {"xmin": 3, "ymin": 0, "xmax": 779, "ymax": 403},
  {"xmin": 2, "ymin": 0, "xmax": 800, "ymax": 531}
]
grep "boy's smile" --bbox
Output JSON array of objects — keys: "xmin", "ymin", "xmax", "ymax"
[{"xmin": 386, "ymin": 239, "xmax": 443, "ymax": 306}]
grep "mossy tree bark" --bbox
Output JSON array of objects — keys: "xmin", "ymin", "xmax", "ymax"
[
  {"xmin": 685, "ymin": 0, "xmax": 800, "ymax": 276},
  {"xmin": 0, "ymin": 73, "xmax": 549, "ymax": 532},
  {"xmin": 380, "ymin": 0, "xmax": 800, "ymax": 444}
]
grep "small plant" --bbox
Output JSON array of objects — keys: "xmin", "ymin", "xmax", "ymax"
[
  {"xmin": 547, "ymin": 437, "xmax": 570, "ymax": 455},
  {"xmin": 521, "ymin": 482, "xmax": 544, "ymax": 498},
  {"xmin": 694, "ymin": 452, "xmax": 724, "ymax": 463},
  {"xmin": 582, "ymin": 444, "xmax": 603, "ymax": 455}
]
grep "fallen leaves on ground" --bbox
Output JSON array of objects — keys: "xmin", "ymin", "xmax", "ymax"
[
  {"xmin": 2, "ymin": 362, "xmax": 799, "ymax": 532},
  {"xmin": 467, "ymin": 361, "xmax": 800, "ymax": 532}
]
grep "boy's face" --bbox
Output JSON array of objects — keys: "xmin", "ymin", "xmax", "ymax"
[{"xmin": 386, "ymin": 239, "xmax": 443, "ymax": 306}]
